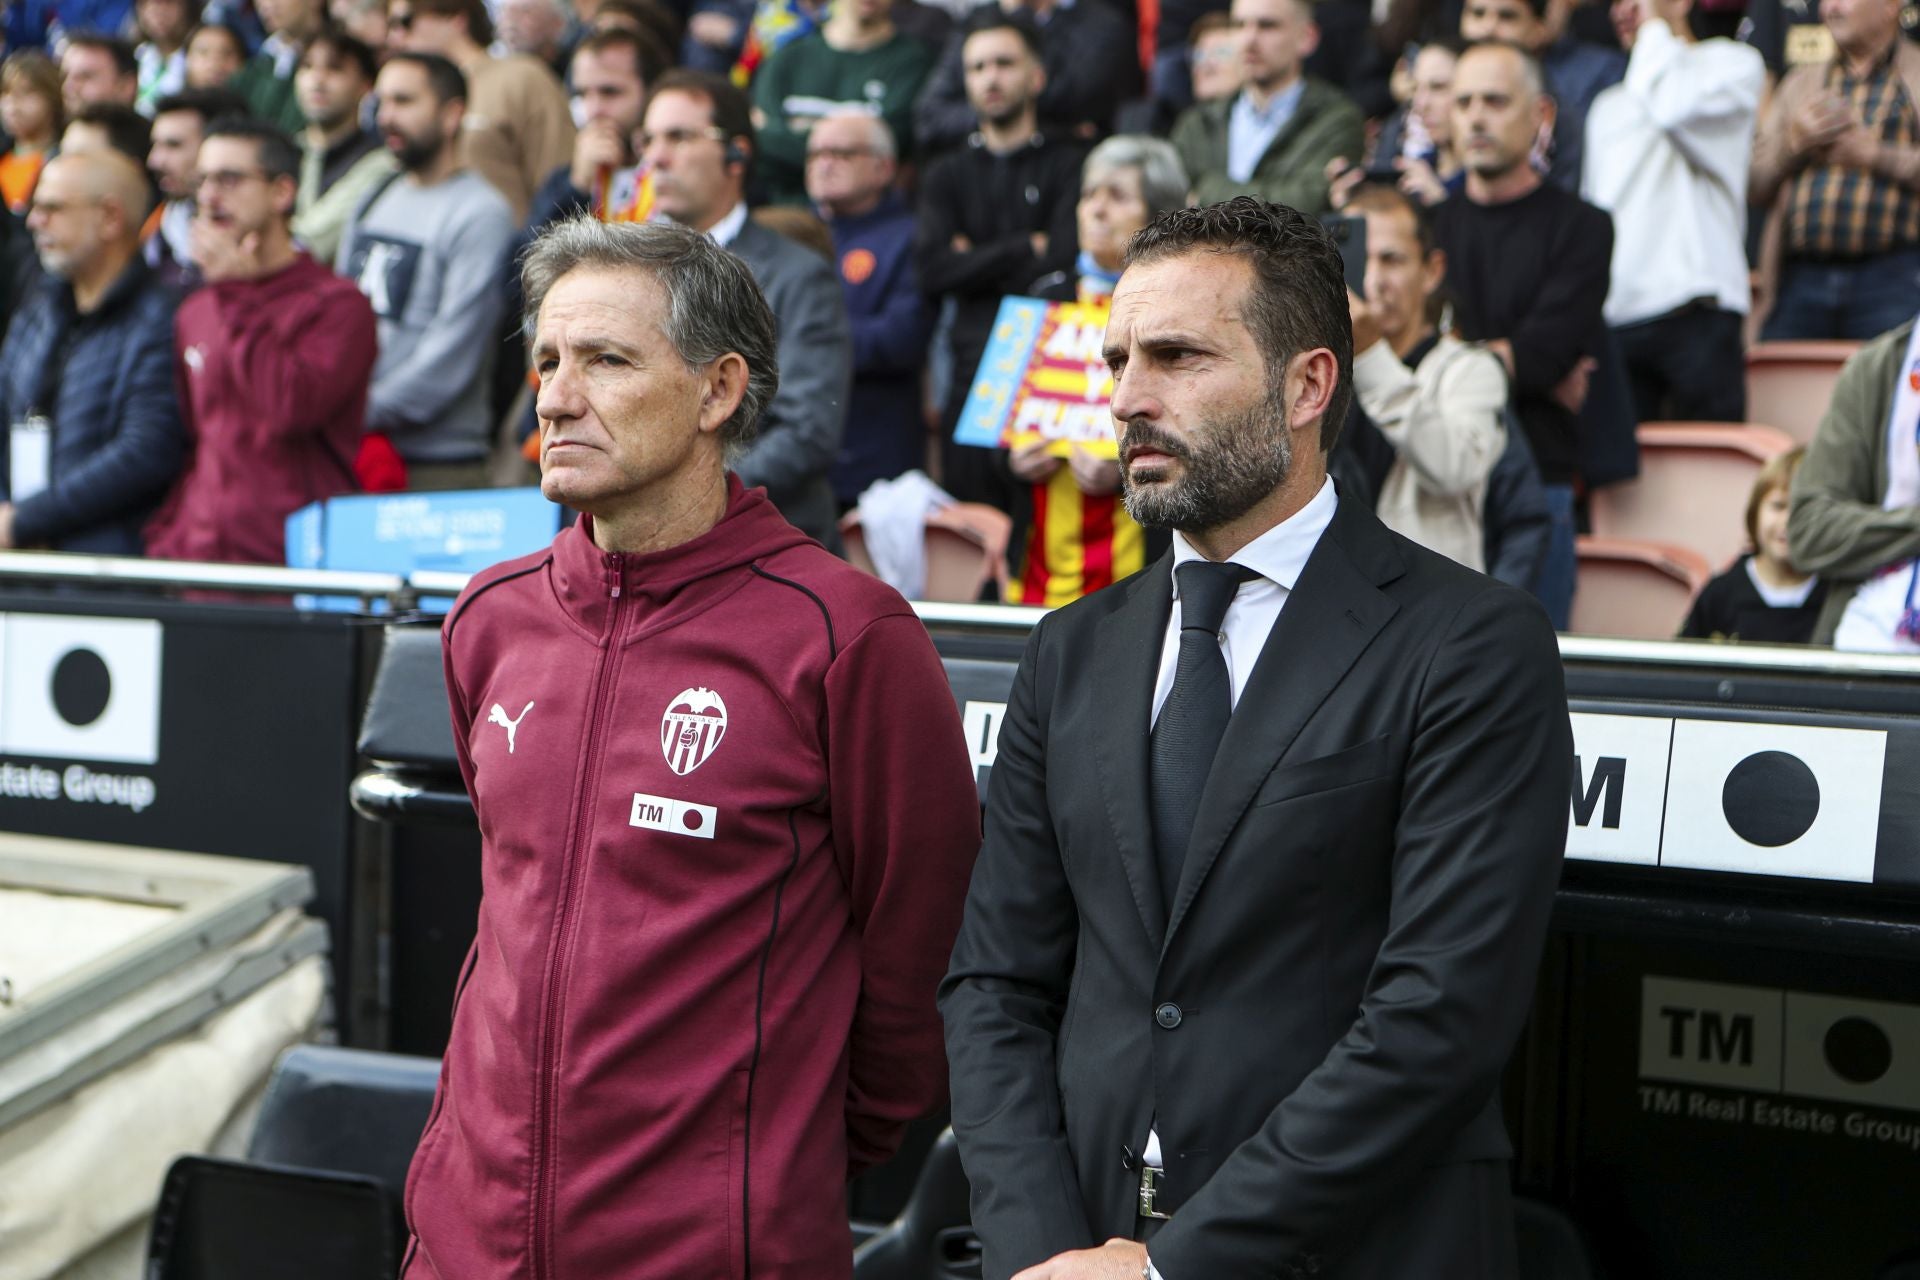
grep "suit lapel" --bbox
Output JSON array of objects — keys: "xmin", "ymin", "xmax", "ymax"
[
  {"xmin": 1164, "ymin": 500, "xmax": 1406, "ymax": 948},
  {"xmin": 1092, "ymin": 556, "xmax": 1174, "ymax": 949}
]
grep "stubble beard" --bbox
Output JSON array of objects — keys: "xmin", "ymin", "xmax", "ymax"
[{"xmin": 1118, "ymin": 386, "xmax": 1293, "ymax": 533}]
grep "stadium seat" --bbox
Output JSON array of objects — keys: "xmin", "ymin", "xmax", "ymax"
[
  {"xmin": 841, "ymin": 503, "xmax": 1012, "ymax": 603},
  {"xmin": 1570, "ymin": 536, "xmax": 1713, "ymax": 639},
  {"xmin": 1587, "ymin": 423, "xmax": 1796, "ymax": 572},
  {"xmin": 145, "ymin": 1156, "xmax": 400, "ymax": 1280},
  {"xmin": 1746, "ymin": 340, "xmax": 1859, "ymax": 445},
  {"xmin": 246, "ymin": 1044, "xmax": 442, "ymax": 1193},
  {"xmin": 852, "ymin": 1128, "xmax": 980, "ymax": 1280}
]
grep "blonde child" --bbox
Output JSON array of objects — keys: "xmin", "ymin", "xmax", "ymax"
[
  {"xmin": 0, "ymin": 52, "xmax": 62, "ymax": 214},
  {"xmin": 1680, "ymin": 446, "xmax": 1827, "ymax": 643}
]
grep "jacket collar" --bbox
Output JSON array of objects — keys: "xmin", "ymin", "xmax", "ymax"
[{"xmin": 1090, "ymin": 486, "xmax": 1406, "ymax": 951}]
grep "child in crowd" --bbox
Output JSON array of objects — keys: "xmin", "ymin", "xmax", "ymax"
[
  {"xmin": 0, "ymin": 52, "xmax": 61, "ymax": 213},
  {"xmin": 183, "ymin": 21, "xmax": 246, "ymax": 90},
  {"xmin": 1680, "ymin": 446, "xmax": 1827, "ymax": 643}
]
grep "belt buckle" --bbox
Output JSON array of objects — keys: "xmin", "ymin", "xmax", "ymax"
[{"xmin": 1137, "ymin": 1165, "xmax": 1171, "ymax": 1221}]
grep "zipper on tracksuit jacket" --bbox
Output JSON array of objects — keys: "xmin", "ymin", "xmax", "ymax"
[{"xmin": 529, "ymin": 556, "xmax": 628, "ymax": 1278}]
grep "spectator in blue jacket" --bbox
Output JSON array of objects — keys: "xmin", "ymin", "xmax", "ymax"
[
  {"xmin": 806, "ymin": 111, "xmax": 931, "ymax": 506},
  {"xmin": 0, "ymin": 149, "xmax": 186, "ymax": 553}
]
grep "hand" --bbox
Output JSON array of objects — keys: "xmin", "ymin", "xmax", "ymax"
[
  {"xmin": 1348, "ymin": 287, "xmax": 1384, "ymax": 355},
  {"xmin": 687, "ymin": 10, "xmax": 739, "ymax": 46},
  {"xmin": 1008, "ymin": 438, "xmax": 1063, "ymax": 483},
  {"xmin": 0, "ymin": 502, "xmax": 13, "ymax": 550},
  {"xmin": 1551, "ymin": 355, "xmax": 1598, "ymax": 415},
  {"xmin": 1788, "ymin": 93, "xmax": 1850, "ymax": 159},
  {"xmin": 190, "ymin": 217, "xmax": 265, "ymax": 282},
  {"xmin": 1325, "ymin": 155, "xmax": 1362, "ymax": 209},
  {"xmin": 1396, "ymin": 154, "xmax": 1449, "ymax": 206},
  {"xmin": 1011, "ymin": 1239, "xmax": 1150, "ymax": 1280},
  {"xmin": 951, "ymin": 233, "xmax": 973, "ymax": 252},
  {"xmin": 1067, "ymin": 444, "xmax": 1120, "ymax": 496},
  {"xmin": 1822, "ymin": 123, "xmax": 1881, "ymax": 171},
  {"xmin": 569, "ymin": 118, "xmax": 629, "ymax": 191},
  {"xmin": 1029, "ymin": 231, "xmax": 1050, "ymax": 258}
]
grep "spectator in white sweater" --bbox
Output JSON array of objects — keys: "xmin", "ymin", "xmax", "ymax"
[
  {"xmin": 1342, "ymin": 181, "xmax": 1510, "ymax": 573},
  {"xmin": 1582, "ymin": 0, "xmax": 1764, "ymax": 422}
]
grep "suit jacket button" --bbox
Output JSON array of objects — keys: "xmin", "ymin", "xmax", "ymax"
[{"xmin": 1155, "ymin": 1002, "xmax": 1182, "ymax": 1029}]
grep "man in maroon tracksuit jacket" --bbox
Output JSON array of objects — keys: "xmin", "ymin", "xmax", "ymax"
[
  {"xmin": 144, "ymin": 118, "xmax": 376, "ymax": 564},
  {"xmin": 401, "ymin": 213, "xmax": 982, "ymax": 1279}
]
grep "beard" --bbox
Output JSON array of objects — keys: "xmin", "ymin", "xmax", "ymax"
[
  {"xmin": 388, "ymin": 125, "xmax": 444, "ymax": 173},
  {"xmin": 1118, "ymin": 386, "xmax": 1293, "ymax": 532}
]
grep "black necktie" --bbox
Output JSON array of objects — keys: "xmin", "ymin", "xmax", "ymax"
[{"xmin": 1150, "ymin": 560, "xmax": 1260, "ymax": 911}]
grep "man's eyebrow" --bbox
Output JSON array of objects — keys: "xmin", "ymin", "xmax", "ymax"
[{"xmin": 1105, "ymin": 332, "xmax": 1215, "ymax": 361}]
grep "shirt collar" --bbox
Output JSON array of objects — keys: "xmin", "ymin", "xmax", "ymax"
[
  {"xmin": 707, "ymin": 200, "xmax": 750, "ymax": 248},
  {"xmin": 1234, "ymin": 77, "xmax": 1306, "ymax": 127},
  {"xmin": 1170, "ymin": 474, "xmax": 1338, "ymax": 596}
]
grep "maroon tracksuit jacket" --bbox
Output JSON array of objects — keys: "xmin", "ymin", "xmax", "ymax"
[
  {"xmin": 145, "ymin": 252, "xmax": 375, "ymax": 564},
  {"xmin": 402, "ymin": 480, "xmax": 981, "ymax": 1279}
]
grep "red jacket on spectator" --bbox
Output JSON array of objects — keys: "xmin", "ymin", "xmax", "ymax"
[
  {"xmin": 402, "ymin": 481, "xmax": 981, "ymax": 1279},
  {"xmin": 145, "ymin": 253, "xmax": 376, "ymax": 565}
]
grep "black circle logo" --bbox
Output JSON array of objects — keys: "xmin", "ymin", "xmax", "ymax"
[
  {"xmin": 1824, "ymin": 1016, "xmax": 1893, "ymax": 1084},
  {"xmin": 1721, "ymin": 750, "xmax": 1820, "ymax": 847},
  {"xmin": 50, "ymin": 647, "xmax": 112, "ymax": 727}
]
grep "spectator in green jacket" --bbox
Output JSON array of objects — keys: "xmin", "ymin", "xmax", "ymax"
[
  {"xmin": 749, "ymin": 0, "xmax": 933, "ymax": 205},
  {"xmin": 231, "ymin": 0, "xmax": 325, "ymax": 131},
  {"xmin": 1169, "ymin": 0, "xmax": 1363, "ymax": 212}
]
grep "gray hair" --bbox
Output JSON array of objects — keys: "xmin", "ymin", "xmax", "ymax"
[
  {"xmin": 1082, "ymin": 135, "xmax": 1190, "ymax": 218},
  {"xmin": 813, "ymin": 107, "xmax": 895, "ymax": 162},
  {"xmin": 521, "ymin": 216, "xmax": 779, "ymax": 458}
]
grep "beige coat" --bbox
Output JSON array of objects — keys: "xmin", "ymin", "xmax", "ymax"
[
  {"xmin": 1352, "ymin": 335, "xmax": 1508, "ymax": 573},
  {"xmin": 1748, "ymin": 39, "xmax": 1920, "ymax": 341}
]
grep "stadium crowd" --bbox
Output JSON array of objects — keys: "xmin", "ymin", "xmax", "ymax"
[{"xmin": 0, "ymin": 0, "xmax": 1916, "ymax": 644}]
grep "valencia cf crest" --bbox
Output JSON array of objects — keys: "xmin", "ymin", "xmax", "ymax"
[{"xmin": 661, "ymin": 687, "xmax": 728, "ymax": 776}]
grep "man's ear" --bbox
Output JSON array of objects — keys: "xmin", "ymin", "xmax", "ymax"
[
  {"xmin": 699, "ymin": 351, "xmax": 750, "ymax": 435},
  {"xmin": 1285, "ymin": 346, "xmax": 1340, "ymax": 450}
]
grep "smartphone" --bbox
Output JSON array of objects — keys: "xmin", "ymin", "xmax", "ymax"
[{"xmin": 1320, "ymin": 214, "xmax": 1368, "ymax": 296}]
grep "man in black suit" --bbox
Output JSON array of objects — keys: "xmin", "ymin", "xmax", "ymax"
[{"xmin": 939, "ymin": 197, "xmax": 1572, "ymax": 1280}]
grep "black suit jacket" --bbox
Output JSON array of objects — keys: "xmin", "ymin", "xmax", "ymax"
[{"xmin": 939, "ymin": 493, "xmax": 1572, "ymax": 1280}]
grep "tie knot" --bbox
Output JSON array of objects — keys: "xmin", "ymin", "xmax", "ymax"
[{"xmin": 1175, "ymin": 560, "xmax": 1259, "ymax": 635}]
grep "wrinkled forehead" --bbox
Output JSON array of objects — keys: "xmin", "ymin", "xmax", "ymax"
[{"xmin": 1108, "ymin": 252, "xmax": 1253, "ymax": 338}]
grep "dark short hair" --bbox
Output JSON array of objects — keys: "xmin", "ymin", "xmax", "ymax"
[
  {"xmin": 1125, "ymin": 197, "xmax": 1355, "ymax": 451},
  {"xmin": 646, "ymin": 68, "xmax": 756, "ymax": 172},
  {"xmin": 575, "ymin": 26, "xmax": 670, "ymax": 90},
  {"xmin": 70, "ymin": 101, "xmax": 152, "ymax": 162},
  {"xmin": 1342, "ymin": 180, "xmax": 1437, "ymax": 257},
  {"xmin": 152, "ymin": 86, "xmax": 250, "ymax": 125},
  {"xmin": 302, "ymin": 26, "xmax": 380, "ymax": 82},
  {"xmin": 203, "ymin": 115, "xmax": 302, "ymax": 181},
  {"xmin": 408, "ymin": 0, "xmax": 493, "ymax": 48},
  {"xmin": 960, "ymin": 6, "xmax": 1043, "ymax": 59},
  {"xmin": 382, "ymin": 50, "xmax": 468, "ymax": 104},
  {"xmin": 64, "ymin": 33, "xmax": 139, "ymax": 79},
  {"xmin": 592, "ymin": 0, "xmax": 682, "ymax": 52}
]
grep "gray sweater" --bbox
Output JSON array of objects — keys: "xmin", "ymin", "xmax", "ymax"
[{"xmin": 338, "ymin": 169, "xmax": 516, "ymax": 462}]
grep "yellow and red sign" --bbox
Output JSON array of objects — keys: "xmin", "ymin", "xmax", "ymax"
[{"xmin": 954, "ymin": 297, "xmax": 1118, "ymax": 459}]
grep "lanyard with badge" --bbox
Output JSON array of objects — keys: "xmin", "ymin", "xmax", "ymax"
[{"xmin": 9, "ymin": 331, "xmax": 68, "ymax": 505}]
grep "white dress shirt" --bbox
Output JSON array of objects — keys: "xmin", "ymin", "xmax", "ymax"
[
  {"xmin": 706, "ymin": 199, "xmax": 749, "ymax": 249},
  {"xmin": 1140, "ymin": 476, "xmax": 1337, "ymax": 1278}
]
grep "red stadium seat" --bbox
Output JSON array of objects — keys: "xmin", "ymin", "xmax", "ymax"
[
  {"xmin": 1571, "ymin": 536, "xmax": 1714, "ymax": 639},
  {"xmin": 1588, "ymin": 423, "xmax": 1796, "ymax": 572},
  {"xmin": 1746, "ymin": 340, "xmax": 1860, "ymax": 445},
  {"xmin": 839, "ymin": 503, "xmax": 1012, "ymax": 603}
]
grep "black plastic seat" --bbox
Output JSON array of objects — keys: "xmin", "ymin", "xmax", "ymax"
[
  {"xmin": 145, "ymin": 1155, "xmax": 399, "ymax": 1280},
  {"xmin": 351, "ymin": 623, "xmax": 473, "ymax": 825},
  {"xmin": 853, "ymin": 1127, "xmax": 981, "ymax": 1280},
  {"xmin": 246, "ymin": 1043, "xmax": 443, "ymax": 1193}
]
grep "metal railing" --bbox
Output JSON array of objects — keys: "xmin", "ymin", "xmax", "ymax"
[{"xmin": 3, "ymin": 550, "xmax": 1920, "ymax": 681}]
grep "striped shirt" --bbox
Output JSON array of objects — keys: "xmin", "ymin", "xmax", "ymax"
[
  {"xmin": 1787, "ymin": 48, "xmax": 1920, "ymax": 258},
  {"xmin": 1014, "ymin": 468, "xmax": 1149, "ymax": 606}
]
